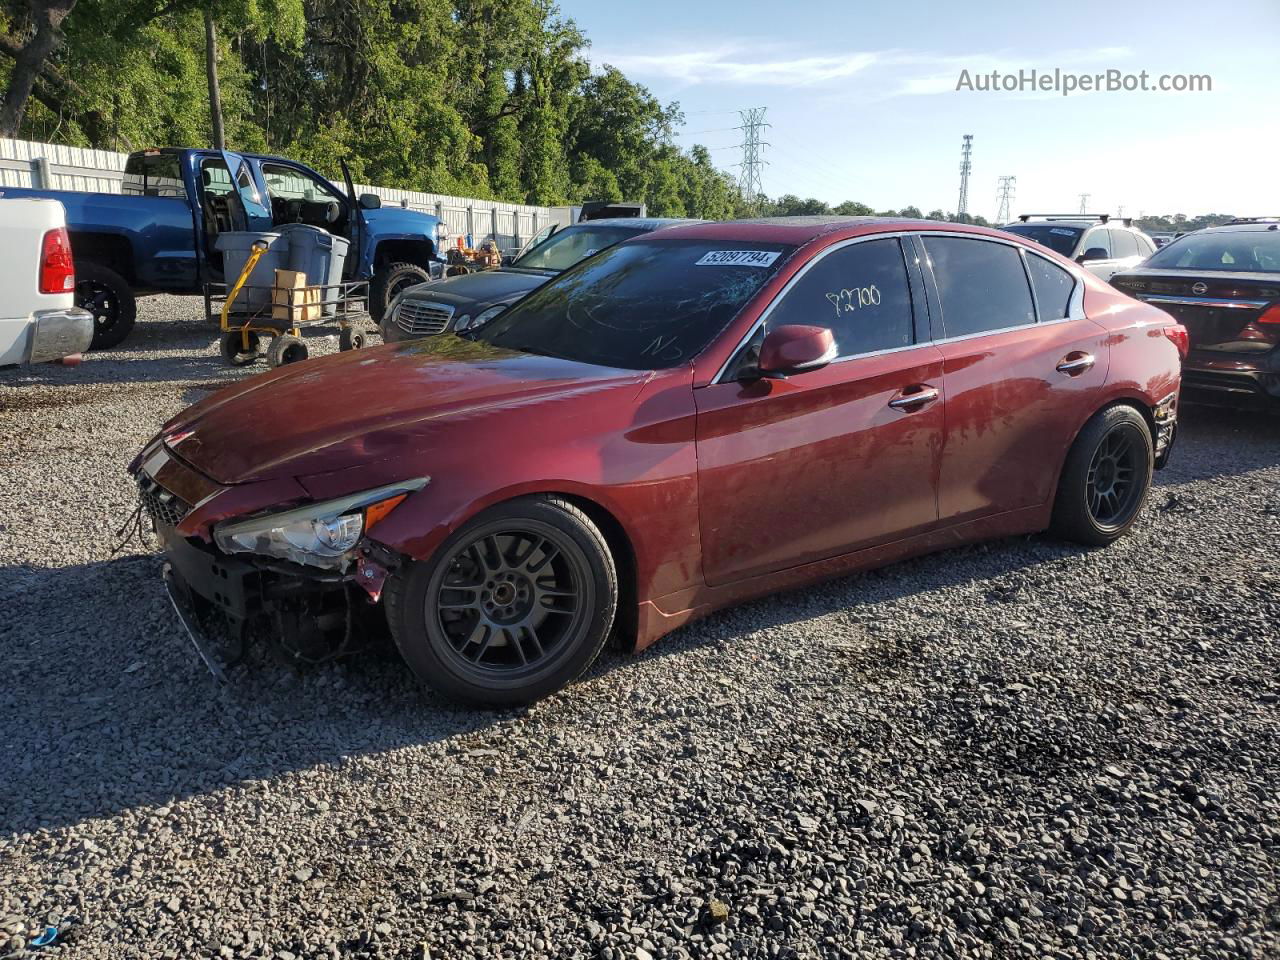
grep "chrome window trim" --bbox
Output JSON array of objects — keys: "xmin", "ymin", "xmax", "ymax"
[{"xmin": 711, "ymin": 230, "xmax": 1088, "ymax": 384}]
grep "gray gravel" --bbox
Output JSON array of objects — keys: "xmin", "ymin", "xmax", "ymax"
[{"xmin": 1, "ymin": 296, "xmax": 1278, "ymax": 959}]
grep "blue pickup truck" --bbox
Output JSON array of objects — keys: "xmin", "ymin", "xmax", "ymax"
[{"xmin": 1, "ymin": 148, "xmax": 446, "ymax": 348}]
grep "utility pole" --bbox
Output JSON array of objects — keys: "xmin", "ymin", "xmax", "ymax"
[
  {"xmin": 994, "ymin": 175, "xmax": 1016, "ymax": 224},
  {"xmin": 957, "ymin": 134, "xmax": 973, "ymax": 217},
  {"xmin": 736, "ymin": 107, "xmax": 770, "ymax": 213},
  {"xmin": 1117, "ymin": 204, "xmax": 1126, "ymax": 218},
  {"xmin": 1078, "ymin": 193, "xmax": 1090, "ymax": 214}
]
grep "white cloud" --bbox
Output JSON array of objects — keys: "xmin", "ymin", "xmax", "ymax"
[
  {"xmin": 595, "ymin": 41, "xmax": 1138, "ymax": 99},
  {"xmin": 593, "ymin": 45, "xmax": 879, "ymax": 87}
]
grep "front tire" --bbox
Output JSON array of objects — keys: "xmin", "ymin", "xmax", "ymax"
[
  {"xmin": 1051, "ymin": 404, "xmax": 1153, "ymax": 546},
  {"xmin": 385, "ymin": 496, "xmax": 618, "ymax": 706},
  {"xmin": 76, "ymin": 261, "xmax": 136, "ymax": 350},
  {"xmin": 370, "ymin": 261, "xmax": 431, "ymax": 323}
]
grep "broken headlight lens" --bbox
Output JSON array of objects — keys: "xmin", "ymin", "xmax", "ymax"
[
  {"xmin": 215, "ymin": 512, "xmax": 363, "ymax": 567},
  {"xmin": 212, "ymin": 478, "xmax": 429, "ymax": 569}
]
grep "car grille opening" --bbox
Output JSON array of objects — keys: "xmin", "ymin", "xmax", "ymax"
[
  {"xmin": 137, "ymin": 473, "xmax": 191, "ymax": 528},
  {"xmin": 395, "ymin": 300, "xmax": 454, "ymax": 336}
]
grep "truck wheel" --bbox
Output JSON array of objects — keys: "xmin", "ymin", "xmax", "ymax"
[
  {"xmin": 219, "ymin": 330, "xmax": 260, "ymax": 366},
  {"xmin": 370, "ymin": 262, "xmax": 431, "ymax": 322},
  {"xmin": 76, "ymin": 261, "xmax": 136, "ymax": 350},
  {"xmin": 266, "ymin": 334, "xmax": 309, "ymax": 368}
]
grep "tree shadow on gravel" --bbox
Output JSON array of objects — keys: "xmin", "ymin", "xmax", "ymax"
[{"xmin": 0, "ymin": 553, "xmax": 507, "ymax": 838}]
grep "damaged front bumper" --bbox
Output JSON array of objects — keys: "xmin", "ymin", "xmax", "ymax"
[
  {"xmin": 133, "ymin": 452, "xmax": 404, "ymax": 679},
  {"xmin": 156, "ymin": 520, "xmax": 366, "ymax": 677}
]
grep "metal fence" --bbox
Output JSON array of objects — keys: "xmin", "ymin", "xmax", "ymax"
[{"xmin": 0, "ymin": 138, "xmax": 567, "ymax": 253}]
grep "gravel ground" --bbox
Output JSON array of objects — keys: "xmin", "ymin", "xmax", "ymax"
[{"xmin": 1, "ymin": 296, "xmax": 1278, "ymax": 960}]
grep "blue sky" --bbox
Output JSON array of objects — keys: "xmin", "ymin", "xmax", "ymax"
[{"xmin": 561, "ymin": 0, "xmax": 1280, "ymax": 219}]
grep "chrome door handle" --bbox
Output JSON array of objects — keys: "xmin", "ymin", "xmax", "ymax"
[
  {"xmin": 888, "ymin": 386, "xmax": 940, "ymax": 410},
  {"xmin": 1056, "ymin": 353, "xmax": 1096, "ymax": 375}
]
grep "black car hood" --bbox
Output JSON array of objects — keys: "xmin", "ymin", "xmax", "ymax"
[{"xmin": 398, "ymin": 269, "xmax": 549, "ymax": 313}]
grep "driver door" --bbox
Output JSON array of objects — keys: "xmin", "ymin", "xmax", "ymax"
[{"xmin": 694, "ymin": 236, "xmax": 944, "ymax": 587}]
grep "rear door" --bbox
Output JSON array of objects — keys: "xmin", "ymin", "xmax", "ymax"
[
  {"xmin": 695, "ymin": 235, "xmax": 944, "ymax": 586},
  {"xmin": 919, "ymin": 234, "xmax": 1108, "ymax": 523},
  {"xmin": 1078, "ymin": 227, "xmax": 1120, "ymax": 280}
]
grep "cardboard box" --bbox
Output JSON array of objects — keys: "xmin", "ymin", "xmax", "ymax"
[{"xmin": 271, "ymin": 269, "xmax": 320, "ymax": 324}]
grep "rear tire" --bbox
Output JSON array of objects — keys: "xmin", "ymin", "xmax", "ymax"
[
  {"xmin": 370, "ymin": 261, "xmax": 431, "ymax": 323},
  {"xmin": 266, "ymin": 334, "xmax": 308, "ymax": 368},
  {"xmin": 339, "ymin": 327, "xmax": 366, "ymax": 351},
  {"xmin": 76, "ymin": 261, "xmax": 136, "ymax": 350},
  {"xmin": 385, "ymin": 496, "xmax": 618, "ymax": 707},
  {"xmin": 1051, "ymin": 404, "xmax": 1153, "ymax": 546}
]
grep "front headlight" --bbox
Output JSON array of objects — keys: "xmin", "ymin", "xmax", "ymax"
[
  {"xmin": 467, "ymin": 304, "xmax": 507, "ymax": 330},
  {"xmin": 213, "ymin": 478, "xmax": 429, "ymax": 569}
]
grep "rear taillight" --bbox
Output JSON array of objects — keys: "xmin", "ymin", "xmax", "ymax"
[
  {"xmin": 39, "ymin": 227, "xmax": 75, "ymax": 294},
  {"xmin": 1257, "ymin": 304, "xmax": 1280, "ymax": 325},
  {"xmin": 1163, "ymin": 322, "xmax": 1190, "ymax": 359}
]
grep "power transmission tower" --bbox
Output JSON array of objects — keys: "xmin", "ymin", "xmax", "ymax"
[
  {"xmin": 957, "ymin": 134, "xmax": 973, "ymax": 216},
  {"xmin": 1078, "ymin": 193, "xmax": 1091, "ymax": 214},
  {"xmin": 995, "ymin": 175, "xmax": 1016, "ymax": 223},
  {"xmin": 735, "ymin": 107, "xmax": 770, "ymax": 212}
]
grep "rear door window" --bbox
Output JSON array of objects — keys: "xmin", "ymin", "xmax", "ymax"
[
  {"xmin": 1109, "ymin": 230, "xmax": 1139, "ymax": 258},
  {"xmin": 922, "ymin": 237, "xmax": 1036, "ymax": 337},
  {"xmin": 766, "ymin": 237, "xmax": 915, "ymax": 356},
  {"xmin": 1025, "ymin": 253, "xmax": 1076, "ymax": 320}
]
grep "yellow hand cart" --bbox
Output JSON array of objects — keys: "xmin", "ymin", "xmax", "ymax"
[{"xmin": 203, "ymin": 239, "xmax": 373, "ymax": 368}]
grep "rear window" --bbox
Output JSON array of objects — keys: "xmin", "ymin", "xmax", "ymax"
[
  {"xmin": 476, "ymin": 239, "xmax": 795, "ymax": 369},
  {"xmin": 122, "ymin": 152, "xmax": 184, "ymax": 198},
  {"xmin": 1144, "ymin": 231, "xmax": 1280, "ymax": 273},
  {"xmin": 1001, "ymin": 224, "xmax": 1082, "ymax": 257}
]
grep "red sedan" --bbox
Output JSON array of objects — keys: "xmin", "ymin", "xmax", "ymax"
[{"xmin": 131, "ymin": 218, "xmax": 1186, "ymax": 705}]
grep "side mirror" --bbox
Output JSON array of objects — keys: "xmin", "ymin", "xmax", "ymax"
[
  {"xmin": 755, "ymin": 324, "xmax": 837, "ymax": 379},
  {"xmin": 358, "ymin": 193, "xmax": 382, "ymax": 210},
  {"xmin": 501, "ymin": 254, "xmax": 515, "ymax": 266},
  {"xmin": 1077, "ymin": 247, "xmax": 1108, "ymax": 263}
]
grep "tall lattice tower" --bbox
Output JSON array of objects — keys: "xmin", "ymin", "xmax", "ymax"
[
  {"xmin": 957, "ymin": 134, "xmax": 974, "ymax": 216},
  {"xmin": 1078, "ymin": 193, "xmax": 1091, "ymax": 214},
  {"xmin": 736, "ymin": 107, "xmax": 770, "ymax": 212},
  {"xmin": 995, "ymin": 175, "xmax": 1016, "ymax": 223}
]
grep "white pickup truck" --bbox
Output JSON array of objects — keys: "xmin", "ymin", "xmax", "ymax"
[{"xmin": 0, "ymin": 198, "xmax": 94, "ymax": 366}]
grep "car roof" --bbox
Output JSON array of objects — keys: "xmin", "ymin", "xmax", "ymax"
[
  {"xmin": 1199, "ymin": 221, "xmax": 1280, "ymax": 234},
  {"xmin": 569, "ymin": 217, "xmax": 703, "ymax": 230},
  {"xmin": 642, "ymin": 216, "xmax": 1004, "ymax": 245}
]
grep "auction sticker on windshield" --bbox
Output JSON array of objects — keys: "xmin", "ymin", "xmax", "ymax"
[{"xmin": 695, "ymin": 250, "xmax": 781, "ymax": 267}]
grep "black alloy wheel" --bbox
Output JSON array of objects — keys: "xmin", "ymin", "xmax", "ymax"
[
  {"xmin": 385, "ymin": 497, "xmax": 618, "ymax": 706},
  {"xmin": 1086, "ymin": 429, "xmax": 1141, "ymax": 527},
  {"xmin": 75, "ymin": 261, "xmax": 137, "ymax": 349},
  {"xmin": 431, "ymin": 526, "xmax": 588, "ymax": 678},
  {"xmin": 1051, "ymin": 404, "xmax": 1153, "ymax": 546}
]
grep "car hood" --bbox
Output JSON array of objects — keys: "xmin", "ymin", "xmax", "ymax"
[
  {"xmin": 162, "ymin": 337, "xmax": 648, "ymax": 486},
  {"xmin": 399, "ymin": 270, "xmax": 550, "ymax": 312}
]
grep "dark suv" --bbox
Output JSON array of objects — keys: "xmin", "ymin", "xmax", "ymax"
[{"xmin": 1112, "ymin": 218, "xmax": 1280, "ymax": 409}]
